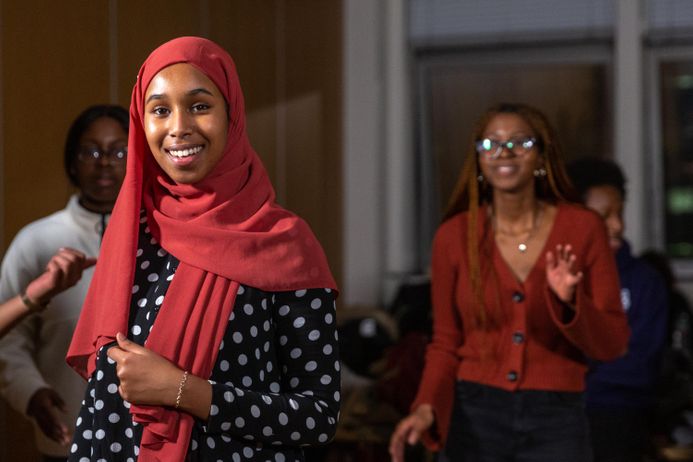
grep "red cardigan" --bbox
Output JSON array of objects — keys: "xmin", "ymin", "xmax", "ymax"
[{"xmin": 412, "ymin": 202, "xmax": 630, "ymax": 449}]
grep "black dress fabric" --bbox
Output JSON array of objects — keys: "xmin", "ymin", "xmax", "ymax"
[{"xmin": 69, "ymin": 212, "xmax": 340, "ymax": 461}]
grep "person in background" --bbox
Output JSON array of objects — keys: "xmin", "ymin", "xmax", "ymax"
[
  {"xmin": 389, "ymin": 103, "xmax": 629, "ymax": 461},
  {"xmin": 0, "ymin": 104, "xmax": 128, "ymax": 461},
  {"xmin": 568, "ymin": 157, "xmax": 669, "ymax": 462}
]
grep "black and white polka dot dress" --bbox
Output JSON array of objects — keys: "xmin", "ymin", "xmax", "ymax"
[{"xmin": 69, "ymin": 213, "xmax": 340, "ymax": 461}]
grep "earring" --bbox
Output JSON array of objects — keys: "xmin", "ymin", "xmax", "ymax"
[
  {"xmin": 477, "ymin": 174, "xmax": 484, "ymax": 182},
  {"xmin": 533, "ymin": 168, "xmax": 547, "ymax": 177}
]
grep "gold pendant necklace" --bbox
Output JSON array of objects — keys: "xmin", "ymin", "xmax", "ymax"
[{"xmin": 493, "ymin": 203, "xmax": 544, "ymax": 254}]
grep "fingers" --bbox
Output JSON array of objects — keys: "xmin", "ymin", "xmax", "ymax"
[{"xmin": 106, "ymin": 344, "xmax": 127, "ymax": 364}]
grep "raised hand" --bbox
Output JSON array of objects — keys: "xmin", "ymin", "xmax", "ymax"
[
  {"xmin": 389, "ymin": 404, "xmax": 434, "ymax": 462},
  {"xmin": 545, "ymin": 244, "xmax": 583, "ymax": 304},
  {"xmin": 24, "ymin": 247, "xmax": 97, "ymax": 305},
  {"xmin": 106, "ymin": 332, "xmax": 182, "ymax": 407},
  {"xmin": 27, "ymin": 387, "xmax": 71, "ymax": 446}
]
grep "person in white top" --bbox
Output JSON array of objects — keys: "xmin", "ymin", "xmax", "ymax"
[{"xmin": 0, "ymin": 104, "xmax": 128, "ymax": 461}]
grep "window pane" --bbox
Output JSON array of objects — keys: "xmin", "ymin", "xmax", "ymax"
[{"xmin": 660, "ymin": 61, "xmax": 693, "ymax": 258}]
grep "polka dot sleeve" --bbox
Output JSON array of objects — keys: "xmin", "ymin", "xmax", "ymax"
[{"xmin": 204, "ymin": 287, "xmax": 340, "ymax": 447}]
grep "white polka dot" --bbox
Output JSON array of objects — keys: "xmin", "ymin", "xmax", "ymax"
[
  {"xmin": 191, "ymin": 439, "xmax": 198, "ymax": 450},
  {"xmin": 76, "ymin": 416, "xmax": 83, "ymax": 426},
  {"xmin": 97, "ymin": 371, "xmax": 104, "ymax": 381},
  {"xmin": 278, "ymin": 412, "xmax": 289, "ymax": 425},
  {"xmin": 318, "ymin": 433, "xmax": 328, "ymax": 443},
  {"xmin": 250, "ymin": 326, "xmax": 258, "ymax": 337},
  {"xmin": 243, "ymin": 304, "xmax": 254, "ymax": 315},
  {"xmin": 262, "ymin": 299, "xmax": 268, "ymax": 310},
  {"xmin": 289, "ymin": 399, "xmax": 299, "ymax": 410},
  {"xmin": 233, "ymin": 454, "xmax": 241, "ymax": 462},
  {"xmin": 136, "ymin": 248, "xmax": 143, "ymax": 256},
  {"xmin": 221, "ymin": 422, "xmax": 231, "ymax": 431},
  {"xmin": 250, "ymin": 405, "xmax": 261, "ymax": 418},
  {"xmin": 305, "ymin": 361, "xmax": 317, "ymax": 372},
  {"xmin": 95, "ymin": 429, "xmax": 105, "ymax": 439},
  {"xmin": 293, "ymin": 317, "xmax": 306, "ymax": 328},
  {"xmin": 243, "ymin": 447, "xmax": 254, "ymax": 458},
  {"xmin": 325, "ymin": 288, "xmax": 332, "ymax": 293},
  {"xmin": 82, "ymin": 429, "xmax": 93, "ymax": 440},
  {"xmin": 311, "ymin": 298, "xmax": 322, "ymax": 309},
  {"xmin": 167, "ymin": 274, "xmax": 174, "ymax": 281},
  {"xmin": 263, "ymin": 320, "xmax": 271, "ymax": 331},
  {"xmin": 157, "ymin": 248, "xmax": 167, "ymax": 257},
  {"xmin": 290, "ymin": 378, "xmax": 299, "ymax": 388},
  {"xmin": 242, "ymin": 376, "xmax": 253, "ymax": 387},
  {"xmin": 266, "ymin": 361, "xmax": 273, "ymax": 373},
  {"xmin": 131, "ymin": 285, "xmax": 139, "ymax": 294},
  {"xmin": 237, "ymin": 285, "xmax": 245, "ymax": 295},
  {"xmin": 207, "ymin": 437, "xmax": 215, "ymax": 449},
  {"xmin": 235, "ymin": 417, "xmax": 245, "ymax": 428},
  {"xmin": 323, "ymin": 344, "xmax": 333, "ymax": 355},
  {"xmin": 147, "ymin": 273, "xmax": 159, "ymax": 282},
  {"xmin": 262, "ymin": 395, "xmax": 273, "ymax": 405},
  {"xmin": 270, "ymin": 382, "xmax": 280, "ymax": 392},
  {"xmin": 279, "ymin": 335, "xmax": 288, "ymax": 346},
  {"xmin": 335, "ymin": 391, "xmax": 341, "ymax": 401},
  {"xmin": 137, "ymin": 298, "xmax": 147, "ymax": 308},
  {"xmin": 308, "ymin": 330, "xmax": 320, "ymax": 341},
  {"xmin": 263, "ymin": 341, "xmax": 270, "ymax": 352},
  {"xmin": 94, "ymin": 400, "xmax": 104, "ymax": 410},
  {"xmin": 320, "ymin": 375, "xmax": 332, "ymax": 385},
  {"xmin": 155, "ymin": 295, "xmax": 164, "ymax": 306},
  {"xmin": 290, "ymin": 431, "xmax": 301, "ymax": 441},
  {"xmin": 238, "ymin": 355, "xmax": 248, "ymax": 366},
  {"xmin": 290, "ymin": 348, "xmax": 302, "ymax": 359},
  {"xmin": 295, "ymin": 290, "xmax": 307, "ymax": 297},
  {"xmin": 140, "ymin": 260, "xmax": 150, "ymax": 270},
  {"xmin": 111, "ymin": 442, "xmax": 122, "ymax": 452},
  {"xmin": 108, "ymin": 413, "xmax": 120, "ymax": 423},
  {"xmin": 259, "ymin": 370, "xmax": 265, "ymax": 381},
  {"xmin": 276, "ymin": 453, "xmax": 286, "ymax": 462},
  {"xmin": 278, "ymin": 305, "xmax": 290, "ymax": 316},
  {"xmin": 220, "ymin": 360, "xmax": 230, "ymax": 371},
  {"xmin": 325, "ymin": 313, "xmax": 334, "ymax": 324},
  {"xmin": 71, "ymin": 444, "xmax": 78, "ymax": 453},
  {"xmin": 335, "ymin": 360, "xmax": 341, "ymax": 371},
  {"xmin": 210, "ymin": 404, "xmax": 219, "ymax": 416},
  {"xmin": 255, "ymin": 348, "xmax": 261, "ymax": 360},
  {"xmin": 125, "ymin": 428, "xmax": 133, "ymax": 438},
  {"xmin": 306, "ymin": 417, "xmax": 316, "ymax": 429},
  {"xmin": 224, "ymin": 391, "xmax": 234, "ymax": 402},
  {"xmin": 263, "ymin": 426, "xmax": 273, "ymax": 436},
  {"xmin": 233, "ymin": 332, "xmax": 243, "ymax": 343},
  {"xmin": 79, "ymin": 458, "xmax": 90, "ymax": 462},
  {"xmin": 132, "ymin": 325, "xmax": 142, "ymax": 335}
]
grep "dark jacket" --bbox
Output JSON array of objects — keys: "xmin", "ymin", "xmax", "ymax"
[{"xmin": 586, "ymin": 240, "xmax": 669, "ymax": 409}]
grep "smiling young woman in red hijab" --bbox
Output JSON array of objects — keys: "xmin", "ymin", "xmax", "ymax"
[{"xmin": 66, "ymin": 36, "xmax": 339, "ymax": 462}]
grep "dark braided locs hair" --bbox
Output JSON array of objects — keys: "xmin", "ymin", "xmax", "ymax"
[{"xmin": 443, "ymin": 103, "xmax": 578, "ymax": 330}]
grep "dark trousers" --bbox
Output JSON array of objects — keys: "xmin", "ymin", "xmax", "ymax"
[
  {"xmin": 443, "ymin": 381, "xmax": 593, "ymax": 462},
  {"xmin": 587, "ymin": 407, "xmax": 649, "ymax": 462}
]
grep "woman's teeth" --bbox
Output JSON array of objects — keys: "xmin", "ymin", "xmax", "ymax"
[{"xmin": 169, "ymin": 146, "xmax": 202, "ymax": 158}]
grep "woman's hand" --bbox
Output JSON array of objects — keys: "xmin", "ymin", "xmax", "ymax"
[
  {"xmin": 545, "ymin": 244, "xmax": 583, "ymax": 304},
  {"xmin": 389, "ymin": 404, "xmax": 434, "ymax": 462},
  {"xmin": 25, "ymin": 247, "xmax": 96, "ymax": 305},
  {"xmin": 106, "ymin": 332, "xmax": 182, "ymax": 407}
]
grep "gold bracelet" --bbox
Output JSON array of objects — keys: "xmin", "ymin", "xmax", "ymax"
[
  {"xmin": 20, "ymin": 291, "xmax": 48, "ymax": 313},
  {"xmin": 175, "ymin": 370, "xmax": 189, "ymax": 410}
]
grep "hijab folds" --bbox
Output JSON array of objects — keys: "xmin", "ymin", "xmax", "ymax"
[{"xmin": 67, "ymin": 36, "xmax": 337, "ymax": 461}]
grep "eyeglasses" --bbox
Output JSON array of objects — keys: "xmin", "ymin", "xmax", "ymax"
[
  {"xmin": 475, "ymin": 137, "xmax": 537, "ymax": 160},
  {"xmin": 77, "ymin": 146, "xmax": 128, "ymax": 165}
]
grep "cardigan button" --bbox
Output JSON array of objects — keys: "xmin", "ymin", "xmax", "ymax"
[
  {"xmin": 512, "ymin": 292, "xmax": 525, "ymax": 303},
  {"xmin": 507, "ymin": 370, "xmax": 518, "ymax": 382},
  {"xmin": 512, "ymin": 332, "xmax": 525, "ymax": 344}
]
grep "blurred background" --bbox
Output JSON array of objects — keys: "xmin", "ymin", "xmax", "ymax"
[{"xmin": 1, "ymin": 0, "xmax": 693, "ymax": 460}]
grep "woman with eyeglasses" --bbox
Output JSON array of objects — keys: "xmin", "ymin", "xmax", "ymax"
[
  {"xmin": 0, "ymin": 104, "xmax": 128, "ymax": 461},
  {"xmin": 389, "ymin": 103, "xmax": 629, "ymax": 461}
]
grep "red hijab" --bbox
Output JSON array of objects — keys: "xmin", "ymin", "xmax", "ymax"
[{"xmin": 67, "ymin": 36, "xmax": 337, "ymax": 461}]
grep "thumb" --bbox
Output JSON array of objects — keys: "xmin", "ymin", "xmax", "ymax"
[
  {"xmin": 82, "ymin": 257, "xmax": 97, "ymax": 270},
  {"xmin": 116, "ymin": 332, "xmax": 141, "ymax": 353}
]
